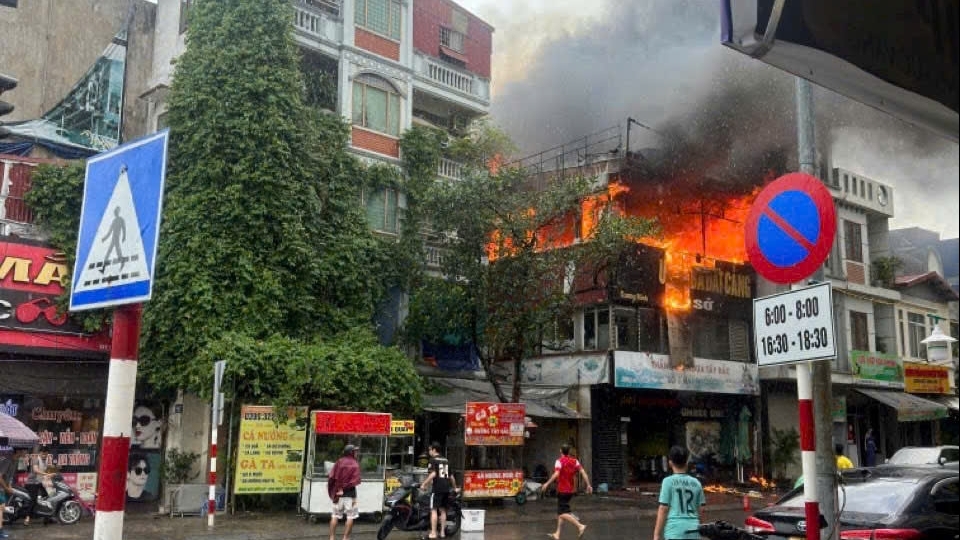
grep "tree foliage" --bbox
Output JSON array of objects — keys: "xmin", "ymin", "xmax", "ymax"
[
  {"xmin": 401, "ymin": 123, "xmax": 658, "ymax": 402},
  {"xmin": 134, "ymin": 0, "xmax": 413, "ymax": 404}
]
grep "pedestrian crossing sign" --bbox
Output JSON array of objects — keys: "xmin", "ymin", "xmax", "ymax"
[{"xmin": 70, "ymin": 130, "xmax": 169, "ymax": 311}]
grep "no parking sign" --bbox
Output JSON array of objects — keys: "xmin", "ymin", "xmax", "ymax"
[{"xmin": 745, "ymin": 172, "xmax": 836, "ymax": 284}]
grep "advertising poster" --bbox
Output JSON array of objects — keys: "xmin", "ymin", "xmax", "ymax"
[
  {"xmin": 463, "ymin": 470, "xmax": 523, "ymax": 498},
  {"xmin": 850, "ymin": 350, "xmax": 904, "ymax": 386},
  {"xmin": 234, "ymin": 405, "xmax": 308, "ymax": 494},
  {"xmin": 464, "ymin": 402, "xmax": 525, "ymax": 446},
  {"xmin": 15, "ymin": 471, "xmax": 98, "ymax": 502},
  {"xmin": 312, "ymin": 410, "xmax": 391, "ymax": 435},
  {"xmin": 125, "ymin": 451, "xmax": 161, "ymax": 502},
  {"xmin": 614, "ymin": 352, "xmax": 760, "ymax": 395},
  {"xmin": 903, "ymin": 361, "xmax": 951, "ymax": 394}
]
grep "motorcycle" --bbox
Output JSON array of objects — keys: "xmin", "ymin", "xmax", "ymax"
[
  {"xmin": 377, "ymin": 475, "xmax": 462, "ymax": 540},
  {"xmin": 3, "ymin": 475, "xmax": 84, "ymax": 525}
]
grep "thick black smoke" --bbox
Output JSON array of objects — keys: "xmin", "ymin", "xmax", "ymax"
[{"xmin": 487, "ymin": 1, "xmax": 959, "ymax": 235}]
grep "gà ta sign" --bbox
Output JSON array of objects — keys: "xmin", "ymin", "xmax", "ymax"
[{"xmin": 0, "ymin": 239, "xmax": 110, "ymax": 356}]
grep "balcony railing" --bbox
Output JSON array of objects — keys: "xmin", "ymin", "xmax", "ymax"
[
  {"xmin": 293, "ymin": 0, "xmax": 343, "ymax": 44},
  {"xmin": 424, "ymin": 244, "xmax": 446, "ymax": 269},
  {"xmin": 438, "ymin": 158, "xmax": 464, "ymax": 181},
  {"xmin": 413, "ymin": 52, "xmax": 490, "ymax": 103}
]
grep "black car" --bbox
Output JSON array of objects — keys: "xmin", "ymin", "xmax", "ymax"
[{"xmin": 746, "ymin": 466, "xmax": 958, "ymax": 540}]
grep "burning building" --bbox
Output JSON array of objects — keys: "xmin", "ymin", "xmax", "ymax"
[{"xmin": 505, "ymin": 127, "xmax": 773, "ymax": 489}]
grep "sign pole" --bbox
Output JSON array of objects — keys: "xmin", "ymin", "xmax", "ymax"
[
  {"xmin": 796, "ymin": 354, "xmax": 820, "ymax": 540},
  {"xmin": 208, "ymin": 360, "xmax": 225, "ymax": 527},
  {"xmin": 93, "ymin": 303, "xmax": 142, "ymax": 540}
]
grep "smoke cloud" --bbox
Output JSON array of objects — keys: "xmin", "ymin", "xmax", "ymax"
[{"xmin": 482, "ymin": 0, "xmax": 959, "ymax": 236}]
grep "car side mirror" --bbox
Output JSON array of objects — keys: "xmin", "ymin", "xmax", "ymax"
[{"xmin": 937, "ymin": 456, "xmax": 946, "ymax": 466}]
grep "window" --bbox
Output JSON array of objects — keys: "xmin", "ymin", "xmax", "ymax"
[
  {"xmin": 692, "ymin": 315, "xmax": 730, "ymax": 360},
  {"xmin": 541, "ymin": 316, "xmax": 575, "ymax": 353},
  {"xmin": 355, "ymin": 0, "xmax": 402, "ymax": 40},
  {"xmin": 440, "ymin": 27, "xmax": 465, "ymax": 53},
  {"xmin": 156, "ymin": 112, "xmax": 169, "ymax": 131},
  {"xmin": 583, "ymin": 308, "xmax": 610, "ymax": 351},
  {"xmin": 850, "ymin": 311, "xmax": 869, "ymax": 351},
  {"xmin": 844, "ymin": 220, "xmax": 863, "ymax": 262},
  {"xmin": 898, "ymin": 309, "xmax": 906, "ymax": 356},
  {"xmin": 638, "ymin": 308, "xmax": 667, "ymax": 354},
  {"xmin": 0, "ymin": 0, "xmax": 17, "ymax": 7},
  {"xmin": 907, "ymin": 312, "xmax": 927, "ymax": 359},
  {"xmin": 364, "ymin": 187, "xmax": 399, "ymax": 233},
  {"xmin": 614, "ymin": 308, "xmax": 638, "ymax": 351},
  {"xmin": 179, "ymin": 0, "xmax": 192, "ymax": 34},
  {"xmin": 352, "ymin": 75, "xmax": 401, "ymax": 136}
]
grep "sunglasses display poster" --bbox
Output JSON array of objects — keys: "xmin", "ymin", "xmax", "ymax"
[
  {"xmin": 128, "ymin": 403, "xmax": 163, "ymax": 502},
  {"xmin": 233, "ymin": 405, "xmax": 308, "ymax": 494}
]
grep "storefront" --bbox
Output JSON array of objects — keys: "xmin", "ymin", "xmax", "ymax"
[{"xmin": 0, "ymin": 237, "xmax": 112, "ymax": 501}]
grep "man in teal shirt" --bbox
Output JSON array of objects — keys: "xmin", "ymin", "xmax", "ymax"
[{"xmin": 654, "ymin": 446, "xmax": 705, "ymax": 540}]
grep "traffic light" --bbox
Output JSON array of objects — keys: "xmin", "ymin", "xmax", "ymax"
[{"xmin": 0, "ymin": 72, "xmax": 18, "ymax": 138}]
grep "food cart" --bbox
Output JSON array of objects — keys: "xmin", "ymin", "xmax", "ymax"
[
  {"xmin": 300, "ymin": 410, "xmax": 391, "ymax": 523},
  {"xmin": 385, "ymin": 420, "xmax": 419, "ymax": 493},
  {"xmin": 462, "ymin": 402, "xmax": 527, "ymax": 504}
]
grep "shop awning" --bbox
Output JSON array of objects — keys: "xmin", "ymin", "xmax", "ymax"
[
  {"xmin": 0, "ymin": 411, "xmax": 40, "ymax": 449},
  {"xmin": 857, "ymin": 389, "xmax": 949, "ymax": 422},
  {"xmin": 933, "ymin": 395, "xmax": 959, "ymax": 412},
  {"xmin": 423, "ymin": 377, "xmax": 581, "ymax": 420}
]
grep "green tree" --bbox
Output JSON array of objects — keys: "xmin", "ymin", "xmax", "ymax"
[{"xmin": 401, "ymin": 124, "xmax": 657, "ymax": 402}]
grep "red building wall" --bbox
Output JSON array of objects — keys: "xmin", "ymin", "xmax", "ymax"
[
  {"xmin": 355, "ymin": 27, "xmax": 401, "ymax": 61},
  {"xmin": 352, "ymin": 127, "xmax": 400, "ymax": 158},
  {"xmin": 412, "ymin": 0, "xmax": 492, "ymax": 79}
]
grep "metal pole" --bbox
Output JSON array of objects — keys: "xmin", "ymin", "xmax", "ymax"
[
  {"xmin": 208, "ymin": 361, "xmax": 224, "ymax": 527},
  {"xmin": 796, "ymin": 77, "xmax": 837, "ymax": 540},
  {"xmin": 93, "ymin": 303, "xmax": 142, "ymax": 540},
  {"xmin": 795, "ymin": 360, "xmax": 819, "ymax": 540}
]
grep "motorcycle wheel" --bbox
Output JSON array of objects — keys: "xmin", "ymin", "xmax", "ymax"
[
  {"xmin": 58, "ymin": 500, "xmax": 83, "ymax": 525},
  {"xmin": 444, "ymin": 510, "xmax": 461, "ymax": 536},
  {"xmin": 377, "ymin": 514, "xmax": 395, "ymax": 540}
]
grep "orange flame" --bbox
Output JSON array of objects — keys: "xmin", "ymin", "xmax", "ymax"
[{"xmin": 749, "ymin": 476, "xmax": 776, "ymax": 489}]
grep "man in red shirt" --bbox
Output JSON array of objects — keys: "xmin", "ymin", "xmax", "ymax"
[
  {"xmin": 540, "ymin": 443, "xmax": 592, "ymax": 539},
  {"xmin": 327, "ymin": 444, "xmax": 361, "ymax": 540}
]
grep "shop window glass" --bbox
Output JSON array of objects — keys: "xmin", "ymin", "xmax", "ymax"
[
  {"xmin": 638, "ymin": 308, "xmax": 667, "ymax": 354},
  {"xmin": 614, "ymin": 308, "xmax": 639, "ymax": 351},
  {"xmin": 691, "ymin": 315, "xmax": 730, "ymax": 360},
  {"xmin": 907, "ymin": 313, "xmax": 927, "ymax": 359},
  {"xmin": 583, "ymin": 307, "xmax": 610, "ymax": 351}
]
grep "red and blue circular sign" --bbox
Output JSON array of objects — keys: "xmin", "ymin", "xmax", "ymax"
[{"xmin": 745, "ymin": 172, "xmax": 836, "ymax": 284}]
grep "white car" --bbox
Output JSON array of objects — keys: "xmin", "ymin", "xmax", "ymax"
[{"xmin": 886, "ymin": 445, "xmax": 960, "ymax": 466}]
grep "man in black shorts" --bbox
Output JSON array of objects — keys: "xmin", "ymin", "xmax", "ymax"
[
  {"xmin": 541, "ymin": 443, "xmax": 592, "ymax": 539},
  {"xmin": 420, "ymin": 442, "xmax": 458, "ymax": 539}
]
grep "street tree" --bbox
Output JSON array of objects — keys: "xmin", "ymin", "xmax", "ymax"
[{"xmin": 401, "ymin": 124, "xmax": 658, "ymax": 402}]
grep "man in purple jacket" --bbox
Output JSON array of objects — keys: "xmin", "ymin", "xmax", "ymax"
[{"xmin": 328, "ymin": 444, "xmax": 362, "ymax": 540}]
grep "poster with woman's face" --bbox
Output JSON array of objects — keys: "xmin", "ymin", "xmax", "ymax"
[
  {"xmin": 126, "ymin": 452, "xmax": 161, "ymax": 502},
  {"xmin": 131, "ymin": 404, "xmax": 163, "ymax": 449}
]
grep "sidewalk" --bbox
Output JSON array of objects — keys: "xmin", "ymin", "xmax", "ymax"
[{"xmin": 6, "ymin": 491, "xmax": 753, "ymax": 540}]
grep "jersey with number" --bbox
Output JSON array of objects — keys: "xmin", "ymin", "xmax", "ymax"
[
  {"xmin": 658, "ymin": 472, "xmax": 704, "ymax": 540},
  {"xmin": 428, "ymin": 456, "xmax": 452, "ymax": 493}
]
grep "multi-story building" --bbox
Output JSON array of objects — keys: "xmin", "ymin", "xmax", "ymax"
[{"xmin": 762, "ymin": 168, "xmax": 956, "ymax": 477}]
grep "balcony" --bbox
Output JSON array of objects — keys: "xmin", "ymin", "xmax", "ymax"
[
  {"xmin": 412, "ymin": 52, "xmax": 490, "ymax": 108},
  {"xmin": 438, "ymin": 158, "xmax": 464, "ymax": 182},
  {"xmin": 292, "ymin": 0, "xmax": 343, "ymax": 48}
]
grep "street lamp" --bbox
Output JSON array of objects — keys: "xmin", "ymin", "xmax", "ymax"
[{"xmin": 921, "ymin": 326, "xmax": 957, "ymax": 364}]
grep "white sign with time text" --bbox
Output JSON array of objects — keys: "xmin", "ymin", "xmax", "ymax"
[{"xmin": 753, "ymin": 282, "xmax": 837, "ymax": 366}]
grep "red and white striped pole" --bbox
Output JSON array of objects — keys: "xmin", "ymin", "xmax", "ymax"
[
  {"xmin": 94, "ymin": 304, "xmax": 142, "ymax": 540},
  {"xmin": 208, "ymin": 410, "xmax": 218, "ymax": 527},
  {"xmin": 796, "ymin": 361, "xmax": 820, "ymax": 540}
]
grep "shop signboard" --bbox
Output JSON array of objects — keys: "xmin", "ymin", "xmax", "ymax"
[
  {"xmin": 0, "ymin": 239, "xmax": 111, "ymax": 356},
  {"xmin": 614, "ymin": 352, "xmax": 760, "ymax": 395},
  {"xmin": 690, "ymin": 262, "xmax": 754, "ymax": 319},
  {"xmin": 850, "ymin": 350, "xmax": 904, "ymax": 387},
  {"xmin": 462, "ymin": 470, "xmax": 524, "ymax": 498},
  {"xmin": 313, "ymin": 410, "xmax": 391, "ymax": 436},
  {"xmin": 390, "ymin": 420, "xmax": 415, "ymax": 436},
  {"xmin": 234, "ymin": 405, "xmax": 308, "ymax": 494},
  {"xmin": 609, "ymin": 244, "xmax": 666, "ymax": 307},
  {"xmin": 464, "ymin": 402, "xmax": 525, "ymax": 446},
  {"xmin": 903, "ymin": 361, "xmax": 951, "ymax": 394},
  {"xmin": 492, "ymin": 354, "xmax": 608, "ymax": 386}
]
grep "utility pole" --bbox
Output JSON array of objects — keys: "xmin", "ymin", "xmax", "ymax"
[{"xmin": 795, "ymin": 77, "xmax": 838, "ymax": 540}]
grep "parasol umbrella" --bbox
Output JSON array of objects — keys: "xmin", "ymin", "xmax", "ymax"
[{"xmin": 0, "ymin": 410, "xmax": 40, "ymax": 449}]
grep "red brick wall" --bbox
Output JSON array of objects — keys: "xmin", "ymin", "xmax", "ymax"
[
  {"xmin": 413, "ymin": 0, "xmax": 492, "ymax": 78},
  {"xmin": 355, "ymin": 28, "xmax": 400, "ymax": 61},
  {"xmin": 352, "ymin": 127, "xmax": 400, "ymax": 158}
]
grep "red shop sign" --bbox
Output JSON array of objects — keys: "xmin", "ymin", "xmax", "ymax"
[
  {"xmin": 464, "ymin": 402, "xmax": 525, "ymax": 446},
  {"xmin": 312, "ymin": 411, "xmax": 391, "ymax": 436},
  {"xmin": 463, "ymin": 470, "xmax": 524, "ymax": 498}
]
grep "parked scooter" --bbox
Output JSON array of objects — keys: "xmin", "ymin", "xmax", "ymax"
[
  {"xmin": 377, "ymin": 475, "xmax": 461, "ymax": 540},
  {"xmin": 3, "ymin": 475, "xmax": 83, "ymax": 525}
]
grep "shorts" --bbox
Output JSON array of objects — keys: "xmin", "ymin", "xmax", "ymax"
[
  {"xmin": 430, "ymin": 491, "xmax": 454, "ymax": 511},
  {"xmin": 557, "ymin": 492, "xmax": 574, "ymax": 515},
  {"xmin": 332, "ymin": 496, "xmax": 358, "ymax": 520}
]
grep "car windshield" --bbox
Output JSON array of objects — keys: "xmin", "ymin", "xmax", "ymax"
[
  {"xmin": 779, "ymin": 478, "xmax": 919, "ymax": 515},
  {"xmin": 889, "ymin": 448, "xmax": 943, "ymax": 464}
]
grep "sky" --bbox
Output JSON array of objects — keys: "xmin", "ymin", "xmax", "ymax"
[{"xmin": 454, "ymin": 0, "xmax": 960, "ymax": 239}]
